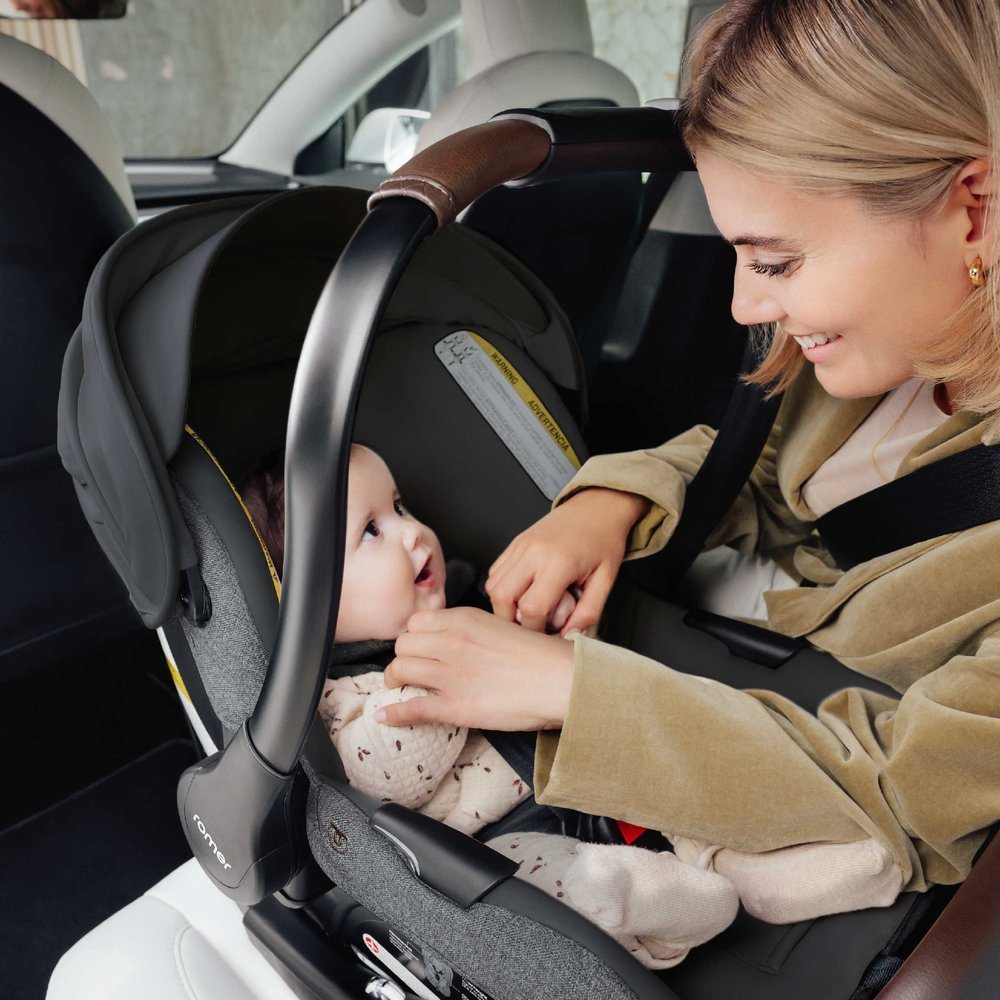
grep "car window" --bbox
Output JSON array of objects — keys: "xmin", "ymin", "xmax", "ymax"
[
  {"xmin": 0, "ymin": 0, "xmax": 353, "ymax": 158},
  {"xmin": 586, "ymin": 0, "xmax": 689, "ymax": 102}
]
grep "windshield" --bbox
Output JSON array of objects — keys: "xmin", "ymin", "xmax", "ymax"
[
  {"xmin": 0, "ymin": 0, "xmax": 690, "ymax": 161},
  {"xmin": 0, "ymin": 0, "xmax": 352, "ymax": 158}
]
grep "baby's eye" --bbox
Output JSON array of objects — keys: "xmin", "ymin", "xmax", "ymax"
[
  {"xmin": 746, "ymin": 258, "xmax": 796, "ymax": 278},
  {"xmin": 362, "ymin": 520, "xmax": 380, "ymax": 541},
  {"xmin": 393, "ymin": 499, "xmax": 407, "ymax": 517}
]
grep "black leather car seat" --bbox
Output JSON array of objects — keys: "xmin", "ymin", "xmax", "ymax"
[{"xmin": 0, "ymin": 33, "xmax": 136, "ymax": 676}]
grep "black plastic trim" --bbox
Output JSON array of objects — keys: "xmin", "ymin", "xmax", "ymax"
[
  {"xmin": 370, "ymin": 802, "xmax": 519, "ymax": 908},
  {"xmin": 244, "ymin": 894, "xmax": 372, "ymax": 1000},
  {"xmin": 683, "ymin": 609, "xmax": 808, "ymax": 667},
  {"xmin": 128, "ymin": 160, "xmax": 293, "ymax": 210},
  {"xmin": 491, "ymin": 106, "xmax": 695, "ymax": 186},
  {"xmin": 247, "ymin": 198, "xmax": 435, "ymax": 776},
  {"xmin": 177, "ymin": 722, "xmax": 308, "ymax": 905}
]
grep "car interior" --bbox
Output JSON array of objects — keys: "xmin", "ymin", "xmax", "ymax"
[{"xmin": 2, "ymin": 2, "xmax": 999, "ymax": 999}]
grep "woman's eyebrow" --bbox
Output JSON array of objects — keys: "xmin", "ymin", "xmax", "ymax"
[{"xmin": 729, "ymin": 234, "xmax": 799, "ymax": 251}]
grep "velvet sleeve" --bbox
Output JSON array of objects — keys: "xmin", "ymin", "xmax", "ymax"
[{"xmin": 533, "ymin": 632, "xmax": 1000, "ymax": 891}]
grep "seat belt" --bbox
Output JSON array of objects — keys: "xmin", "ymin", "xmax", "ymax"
[
  {"xmin": 816, "ymin": 442, "xmax": 1000, "ymax": 570},
  {"xmin": 624, "ymin": 343, "xmax": 783, "ymax": 596},
  {"xmin": 577, "ymin": 170, "xmax": 679, "ymax": 380}
]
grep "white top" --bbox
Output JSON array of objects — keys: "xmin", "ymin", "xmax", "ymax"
[{"xmin": 802, "ymin": 379, "xmax": 950, "ymax": 518}]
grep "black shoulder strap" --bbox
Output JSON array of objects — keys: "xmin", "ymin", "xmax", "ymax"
[
  {"xmin": 625, "ymin": 342, "xmax": 783, "ymax": 596},
  {"xmin": 816, "ymin": 443, "xmax": 1000, "ymax": 570}
]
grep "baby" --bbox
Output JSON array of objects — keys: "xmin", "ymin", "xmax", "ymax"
[{"xmin": 240, "ymin": 445, "xmax": 903, "ymax": 970}]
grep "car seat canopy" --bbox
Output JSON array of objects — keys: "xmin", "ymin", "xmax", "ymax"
[{"xmin": 59, "ymin": 186, "xmax": 585, "ymax": 629}]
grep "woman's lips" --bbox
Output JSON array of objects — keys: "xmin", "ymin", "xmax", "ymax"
[{"xmin": 792, "ymin": 332, "xmax": 842, "ymax": 362}]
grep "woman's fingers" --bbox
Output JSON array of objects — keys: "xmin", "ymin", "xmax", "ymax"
[
  {"xmin": 377, "ymin": 692, "xmax": 453, "ymax": 727},
  {"xmin": 485, "ymin": 551, "xmax": 539, "ymax": 622},
  {"xmin": 562, "ymin": 564, "xmax": 616, "ymax": 635},
  {"xmin": 488, "ymin": 552, "xmax": 582, "ymax": 629},
  {"xmin": 383, "ymin": 654, "xmax": 442, "ymax": 691},
  {"xmin": 550, "ymin": 590, "xmax": 577, "ymax": 632},
  {"xmin": 377, "ymin": 608, "xmax": 575, "ymax": 731}
]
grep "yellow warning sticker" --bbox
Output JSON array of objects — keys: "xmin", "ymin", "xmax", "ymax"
[{"xmin": 435, "ymin": 331, "xmax": 580, "ymax": 499}]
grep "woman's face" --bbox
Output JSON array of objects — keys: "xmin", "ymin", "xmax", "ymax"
[{"xmin": 696, "ymin": 152, "xmax": 977, "ymax": 399}]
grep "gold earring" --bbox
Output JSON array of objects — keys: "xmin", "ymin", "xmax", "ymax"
[{"xmin": 969, "ymin": 256, "xmax": 986, "ymax": 288}]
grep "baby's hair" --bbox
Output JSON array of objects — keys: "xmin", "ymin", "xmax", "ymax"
[
  {"xmin": 238, "ymin": 450, "xmax": 286, "ymax": 579},
  {"xmin": 238, "ymin": 444, "xmax": 375, "ymax": 579}
]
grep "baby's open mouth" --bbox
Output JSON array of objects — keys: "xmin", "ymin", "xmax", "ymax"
[{"xmin": 415, "ymin": 556, "xmax": 433, "ymax": 585}]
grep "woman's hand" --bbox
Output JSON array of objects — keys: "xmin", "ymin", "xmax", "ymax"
[
  {"xmin": 487, "ymin": 487, "xmax": 650, "ymax": 634},
  {"xmin": 379, "ymin": 607, "xmax": 575, "ymax": 731}
]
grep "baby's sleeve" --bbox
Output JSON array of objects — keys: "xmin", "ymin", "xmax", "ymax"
[{"xmin": 321, "ymin": 673, "xmax": 469, "ymax": 809}]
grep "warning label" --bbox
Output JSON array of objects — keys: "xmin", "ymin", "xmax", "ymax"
[
  {"xmin": 357, "ymin": 922, "xmax": 500, "ymax": 1000},
  {"xmin": 435, "ymin": 331, "xmax": 580, "ymax": 500}
]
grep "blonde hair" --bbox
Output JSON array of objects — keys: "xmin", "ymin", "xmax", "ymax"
[{"xmin": 679, "ymin": 0, "xmax": 1000, "ymax": 413}]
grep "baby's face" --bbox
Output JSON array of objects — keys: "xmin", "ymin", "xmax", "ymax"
[{"xmin": 335, "ymin": 446, "xmax": 446, "ymax": 643}]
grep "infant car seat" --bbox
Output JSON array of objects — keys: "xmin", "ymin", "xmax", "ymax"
[
  {"xmin": 57, "ymin": 182, "xmax": 673, "ymax": 998},
  {"xmin": 53, "ymin": 109, "xmax": 992, "ymax": 1000}
]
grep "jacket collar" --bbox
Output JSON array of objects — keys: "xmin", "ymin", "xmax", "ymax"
[
  {"xmin": 777, "ymin": 370, "xmax": 990, "ymax": 521},
  {"xmin": 765, "ymin": 371, "xmax": 993, "ymax": 638}
]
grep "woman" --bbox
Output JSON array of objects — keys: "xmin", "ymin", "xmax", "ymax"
[{"xmin": 377, "ymin": 0, "xmax": 1000, "ymax": 902}]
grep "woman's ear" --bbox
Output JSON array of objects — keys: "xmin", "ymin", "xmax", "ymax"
[{"xmin": 951, "ymin": 157, "xmax": 997, "ymax": 269}]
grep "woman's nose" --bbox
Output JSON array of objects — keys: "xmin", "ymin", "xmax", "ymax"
[{"xmin": 731, "ymin": 271, "xmax": 786, "ymax": 327}]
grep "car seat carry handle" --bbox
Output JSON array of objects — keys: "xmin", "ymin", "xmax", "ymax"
[
  {"xmin": 185, "ymin": 112, "xmax": 698, "ymax": 905},
  {"xmin": 368, "ymin": 106, "xmax": 693, "ymax": 229},
  {"xmin": 179, "ymin": 198, "xmax": 437, "ymax": 903}
]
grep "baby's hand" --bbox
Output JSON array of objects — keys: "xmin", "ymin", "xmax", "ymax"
[{"xmin": 515, "ymin": 589, "xmax": 577, "ymax": 634}]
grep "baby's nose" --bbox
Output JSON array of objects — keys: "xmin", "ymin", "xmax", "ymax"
[{"xmin": 401, "ymin": 521, "xmax": 422, "ymax": 549}]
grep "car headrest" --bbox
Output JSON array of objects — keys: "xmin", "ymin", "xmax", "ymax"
[
  {"xmin": 462, "ymin": 0, "xmax": 594, "ymax": 75},
  {"xmin": 0, "ymin": 33, "xmax": 136, "ymax": 219},
  {"xmin": 415, "ymin": 0, "xmax": 637, "ymax": 152}
]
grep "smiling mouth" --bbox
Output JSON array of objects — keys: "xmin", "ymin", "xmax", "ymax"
[
  {"xmin": 414, "ymin": 556, "xmax": 433, "ymax": 585},
  {"xmin": 791, "ymin": 332, "xmax": 841, "ymax": 350}
]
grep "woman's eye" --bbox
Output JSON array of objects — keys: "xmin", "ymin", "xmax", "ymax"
[
  {"xmin": 393, "ymin": 499, "xmax": 406, "ymax": 517},
  {"xmin": 362, "ymin": 520, "xmax": 380, "ymax": 541},
  {"xmin": 746, "ymin": 259, "xmax": 795, "ymax": 277}
]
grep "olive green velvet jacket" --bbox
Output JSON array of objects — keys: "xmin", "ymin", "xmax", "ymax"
[{"xmin": 534, "ymin": 370, "xmax": 1000, "ymax": 892}]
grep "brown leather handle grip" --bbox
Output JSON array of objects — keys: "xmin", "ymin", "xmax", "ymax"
[
  {"xmin": 367, "ymin": 118, "xmax": 551, "ymax": 229},
  {"xmin": 878, "ymin": 832, "xmax": 1000, "ymax": 999}
]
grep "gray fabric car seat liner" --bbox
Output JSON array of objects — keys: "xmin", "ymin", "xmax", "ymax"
[{"xmin": 307, "ymin": 767, "xmax": 669, "ymax": 1000}]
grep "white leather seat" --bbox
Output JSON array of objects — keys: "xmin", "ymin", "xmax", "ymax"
[
  {"xmin": 46, "ymin": 860, "xmax": 296, "ymax": 1000},
  {"xmin": 415, "ymin": 0, "xmax": 638, "ymax": 151}
]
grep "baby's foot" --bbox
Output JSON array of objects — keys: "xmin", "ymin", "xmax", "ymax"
[
  {"xmin": 488, "ymin": 832, "xmax": 580, "ymax": 897},
  {"xmin": 564, "ymin": 845, "xmax": 739, "ymax": 970},
  {"xmin": 673, "ymin": 836, "xmax": 904, "ymax": 924}
]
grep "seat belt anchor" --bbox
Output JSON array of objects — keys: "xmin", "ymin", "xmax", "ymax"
[{"xmin": 179, "ymin": 565, "xmax": 213, "ymax": 626}]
